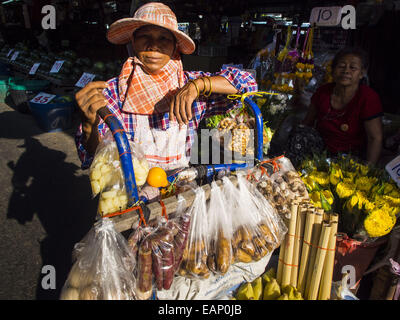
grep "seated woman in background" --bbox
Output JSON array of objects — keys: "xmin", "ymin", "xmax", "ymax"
[{"xmin": 302, "ymin": 47, "xmax": 383, "ymax": 165}]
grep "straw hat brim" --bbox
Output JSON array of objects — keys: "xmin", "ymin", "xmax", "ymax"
[{"xmin": 106, "ymin": 18, "xmax": 196, "ymax": 55}]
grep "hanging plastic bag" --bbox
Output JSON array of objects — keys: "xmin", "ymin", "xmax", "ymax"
[
  {"xmin": 238, "ymin": 173, "xmax": 288, "ymax": 249},
  {"xmin": 60, "ymin": 218, "xmax": 137, "ymax": 300},
  {"xmin": 178, "ymin": 187, "xmax": 210, "ymax": 279},
  {"xmin": 206, "ymin": 181, "xmax": 233, "ymax": 275},
  {"xmin": 222, "ymin": 176, "xmax": 272, "ymax": 263},
  {"xmin": 89, "ymin": 131, "xmax": 123, "ymax": 198},
  {"xmin": 89, "ymin": 131, "xmax": 150, "ymax": 197},
  {"xmin": 132, "ymin": 196, "xmax": 191, "ymax": 298}
]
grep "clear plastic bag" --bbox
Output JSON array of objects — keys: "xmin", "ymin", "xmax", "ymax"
[
  {"xmin": 60, "ymin": 218, "xmax": 137, "ymax": 300},
  {"xmin": 131, "ymin": 196, "xmax": 191, "ymax": 297},
  {"xmin": 206, "ymin": 181, "xmax": 233, "ymax": 275},
  {"xmin": 91, "ymin": 131, "xmax": 150, "ymax": 217},
  {"xmin": 222, "ymin": 176, "xmax": 273, "ymax": 263},
  {"xmin": 238, "ymin": 173, "xmax": 288, "ymax": 249},
  {"xmin": 89, "ymin": 131, "xmax": 123, "ymax": 198},
  {"xmin": 178, "ymin": 187, "xmax": 210, "ymax": 279}
]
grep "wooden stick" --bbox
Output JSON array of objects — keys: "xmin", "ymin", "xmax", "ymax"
[
  {"xmin": 281, "ymin": 202, "xmax": 299, "ymax": 287},
  {"xmin": 304, "ymin": 211, "xmax": 323, "ymax": 298},
  {"xmin": 276, "ymin": 230, "xmax": 286, "ymax": 285},
  {"xmin": 298, "ymin": 210, "xmax": 315, "ymax": 295},
  {"xmin": 290, "ymin": 206, "xmax": 307, "ymax": 288},
  {"xmin": 318, "ymin": 214, "xmax": 339, "ymax": 300},
  {"xmin": 307, "ymin": 223, "xmax": 332, "ymax": 300}
]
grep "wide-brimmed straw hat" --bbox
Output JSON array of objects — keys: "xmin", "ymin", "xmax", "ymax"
[{"xmin": 106, "ymin": 2, "xmax": 195, "ymax": 55}]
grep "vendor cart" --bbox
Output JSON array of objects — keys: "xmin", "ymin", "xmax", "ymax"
[{"xmin": 95, "ymin": 93, "xmax": 271, "ymax": 233}]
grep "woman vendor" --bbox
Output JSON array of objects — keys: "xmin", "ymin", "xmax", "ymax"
[
  {"xmin": 302, "ymin": 47, "xmax": 383, "ymax": 165},
  {"xmin": 75, "ymin": 2, "xmax": 257, "ymax": 171}
]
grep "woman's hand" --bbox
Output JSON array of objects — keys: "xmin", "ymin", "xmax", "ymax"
[
  {"xmin": 75, "ymin": 81, "xmax": 108, "ymax": 155},
  {"xmin": 75, "ymin": 81, "xmax": 108, "ymax": 128},
  {"xmin": 169, "ymin": 80, "xmax": 201, "ymax": 126}
]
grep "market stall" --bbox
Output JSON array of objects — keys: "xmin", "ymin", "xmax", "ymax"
[{"xmin": 0, "ymin": 0, "xmax": 399, "ymax": 302}]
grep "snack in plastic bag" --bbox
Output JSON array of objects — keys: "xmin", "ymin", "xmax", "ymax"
[
  {"xmin": 178, "ymin": 187, "xmax": 210, "ymax": 279},
  {"xmin": 240, "ymin": 174, "xmax": 288, "ymax": 249},
  {"xmin": 130, "ymin": 197, "xmax": 191, "ymax": 296},
  {"xmin": 222, "ymin": 176, "xmax": 273, "ymax": 263},
  {"xmin": 60, "ymin": 218, "xmax": 137, "ymax": 300},
  {"xmin": 89, "ymin": 131, "xmax": 149, "ymax": 199},
  {"xmin": 206, "ymin": 181, "xmax": 233, "ymax": 275}
]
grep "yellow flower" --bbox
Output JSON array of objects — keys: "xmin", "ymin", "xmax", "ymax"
[
  {"xmin": 363, "ymin": 199, "xmax": 375, "ymax": 212},
  {"xmin": 336, "ymin": 181, "xmax": 355, "ymax": 199},
  {"xmin": 329, "ymin": 166, "xmax": 343, "ymax": 185},
  {"xmin": 388, "ymin": 188, "xmax": 400, "ymax": 198},
  {"xmin": 309, "ymin": 171, "xmax": 330, "ymax": 187},
  {"xmin": 355, "ymin": 177, "xmax": 375, "ymax": 193},
  {"xmin": 343, "ymin": 170, "xmax": 356, "ymax": 182},
  {"xmin": 357, "ymin": 164, "xmax": 370, "ymax": 176},
  {"xmin": 322, "ymin": 189, "xmax": 334, "ymax": 205},
  {"xmin": 355, "ymin": 191, "xmax": 368, "ymax": 210},
  {"xmin": 311, "ymin": 191, "xmax": 321, "ymax": 203},
  {"xmin": 364, "ymin": 209, "xmax": 396, "ymax": 238}
]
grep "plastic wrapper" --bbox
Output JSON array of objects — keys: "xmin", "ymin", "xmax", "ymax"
[
  {"xmin": 178, "ymin": 187, "xmax": 210, "ymax": 279},
  {"xmin": 222, "ymin": 176, "xmax": 275, "ymax": 263},
  {"xmin": 206, "ymin": 181, "xmax": 233, "ymax": 275},
  {"xmin": 91, "ymin": 131, "xmax": 150, "ymax": 216},
  {"xmin": 241, "ymin": 175, "xmax": 288, "ymax": 249},
  {"xmin": 60, "ymin": 218, "xmax": 137, "ymax": 300},
  {"xmin": 131, "ymin": 196, "xmax": 191, "ymax": 297}
]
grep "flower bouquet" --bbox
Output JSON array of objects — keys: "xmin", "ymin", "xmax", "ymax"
[{"xmin": 298, "ymin": 153, "xmax": 399, "ymax": 242}]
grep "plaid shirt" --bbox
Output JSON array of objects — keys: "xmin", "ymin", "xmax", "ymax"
[{"xmin": 75, "ymin": 67, "xmax": 258, "ymax": 169}]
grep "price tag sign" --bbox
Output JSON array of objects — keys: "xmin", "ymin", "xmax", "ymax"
[
  {"xmin": 30, "ymin": 92, "xmax": 56, "ymax": 105},
  {"xmin": 75, "ymin": 72, "xmax": 96, "ymax": 88},
  {"xmin": 29, "ymin": 63, "xmax": 41, "ymax": 75},
  {"xmin": 386, "ymin": 155, "xmax": 400, "ymax": 188},
  {"xmin": 10, "ymin": 51, "xmax": 19, "ymax": 61},
  {"xmin": 310, "ymin": 6, "xmax": 343, "ymax": 26},
  {"xmin": 6, "ymin": 49, "xmax": 14, "ymax": 57},
  {"xmin": 50, "ymin": 60, "xmax": 65, "ymax": 73}
]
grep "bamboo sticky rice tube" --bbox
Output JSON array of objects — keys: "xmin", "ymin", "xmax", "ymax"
[
  {"xmin": 318, "ymin": 214, "xmax": 339, "ymax": 300},
  {"xmin": 290, "ymin": 206, "xmax": 307, "ymax": 288},
  {"xmin": 281, "ymin": 202, "xmax": 299, "ymax": 287},
  {"xmin": 298, "ymin": 210, "xmax": 315, "ymax": 295},
  {"xmin": 307, "ymin": 223, "xmax": 332, "ymax": 300},
  {"xmin": 304, "ymin": 212, "xmax": 323, "ymax": 298},
  {"xmin": 276, "ymin": 232, "xmax": 286, "ymax": 285}
]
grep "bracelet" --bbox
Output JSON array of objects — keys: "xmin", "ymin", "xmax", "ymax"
[
  {"xmin": 204, "ymin": 76, "xmax": 212, "ymax": 97},
  {"xmin": 188, "ymin": 79, "xmax": 200, "ymax": 98},
  {"xmin": 199, "ymin": 77, "xmax": 207, "ymax": 95}
]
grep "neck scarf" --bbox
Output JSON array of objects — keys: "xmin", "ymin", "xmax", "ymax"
[{"xmin": 118, "ymin": 53, "xmax": 185, "ymax": 115}]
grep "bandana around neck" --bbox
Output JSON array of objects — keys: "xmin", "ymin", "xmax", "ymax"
[{"xmin": 118, "ymin": 54, "xmax": 185, "ymax": 115}]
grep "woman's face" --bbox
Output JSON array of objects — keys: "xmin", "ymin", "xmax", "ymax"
[
  {"xmin": 332, "ymin": 54, "xmax": 365, "ymax": 87},
  {"xmin": 132, "ymin": 25, "xmax": 176, "ymax": 73}
]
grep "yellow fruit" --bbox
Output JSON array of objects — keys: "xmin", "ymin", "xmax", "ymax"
[
  {"xmin": 263, "ymin": 278, "xmax": 281, "ymax": 300},
  {"xmin": 251, "ymin": 277, "xmax": 263, "ymax": 300},
  {"xmin": 236, "ymin": 282, "xmax": 255, "ymax": 300},
  {"xmin": 146, "ymin": 167, "xmax": 169, "ymax": 188}
]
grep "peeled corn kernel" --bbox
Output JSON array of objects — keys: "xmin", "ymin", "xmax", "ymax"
[
  {"xmin": 102, "ymin": 190, "xmax": 117, "ymax": 199},
  {"xmin": 98, "ymin": 200, "xmax": 108, "ymax": 215},
  {"xmin": 90, "ymin": 169, "xmax": 101, "ymax": 181},
  {"xmin": 100, "ymin": 164, "xmax": 111, "ymax": 174},
  {"xmin": 91, "ymin": 180, "xmax": 101, "ymax": 195}
]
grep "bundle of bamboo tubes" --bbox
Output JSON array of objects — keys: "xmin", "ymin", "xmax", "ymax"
[{"xmin": 276, "ymin": 200, "xmax": 338, "ymax": 300}]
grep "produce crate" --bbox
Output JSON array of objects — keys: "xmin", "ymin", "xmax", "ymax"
[
  {"xmin": 8, "ymin": 79, "xmax": 50, "ymax": 113},
  {"xmin": 28, "ymin": 96, "xmax": 74, "ymax": 132}
]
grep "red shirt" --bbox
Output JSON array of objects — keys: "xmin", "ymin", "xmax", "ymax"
[{"xmin": 311, "ymin": 83, "xmax": 383, "ymax": 154}]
